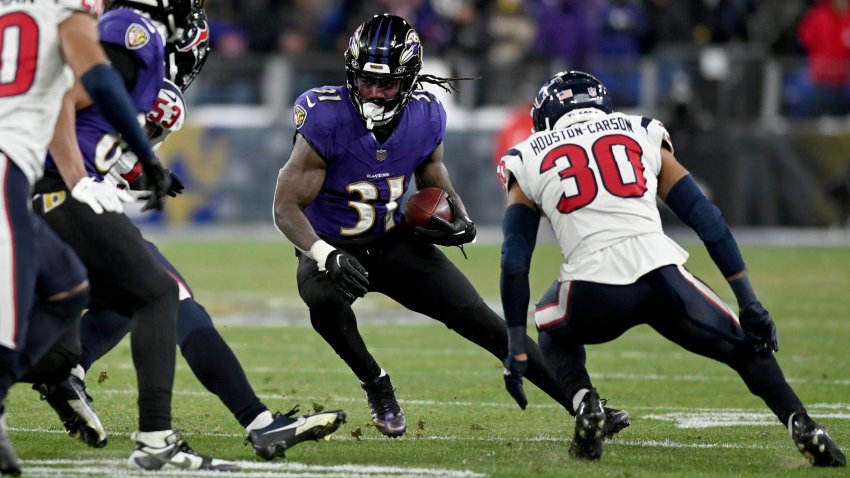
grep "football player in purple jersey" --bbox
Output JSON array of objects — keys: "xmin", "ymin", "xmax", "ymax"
[
  {"xmin": 273, "ymin": 13, "xmax": 630, "ymax": 439},
  {"xmin": 0, "ymin": 0, "xmax": 174, "ymax": 473},
  {"xmin": 29, "ymin": 3, "xmax": 346, "ymax": 464},
  {"xmin": 499, "ymin": 71, "xmax": 845, "ymax": 466},
  {"xmin": 24, "ymin": 0, "xmax": 240, "ymax": 471}
]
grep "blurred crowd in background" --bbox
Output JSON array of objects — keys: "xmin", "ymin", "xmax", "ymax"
[
  {"xmin": 155, "ymin": 0, "xmax": 850, "ymax": 230},
  {"xmin": 194, "ymin": 0, "xmax": 850, "ymax": 119}
]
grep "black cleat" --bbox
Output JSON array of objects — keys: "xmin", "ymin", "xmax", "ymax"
[
  {"xmin": 569, "ymin": 389, "xmax": 605, "ymax": 460},
  {"xmin": 362, "ymin": 374, "xmax": 406, "ymax": 437},
  {"xmin": 128, "ymin": 430, "xmax": 239, "ymax": 471},
  {"xmin": 789, "ymin": 412, "xmax": 846, "ymax": 467},
  {"xmin": 33, "ymin": 375, "xmax": 107, "ymax": 448},
  {"xmin": 247, "ymin": 406, "xmax": 346, "ymax": 460},
  {"xmin": 601, "ymin": 399, "xmax": 630, "ymax": 439},
  {"xmin": 0, "ymin": 414, "xmax": 21, "ymax": 476}
]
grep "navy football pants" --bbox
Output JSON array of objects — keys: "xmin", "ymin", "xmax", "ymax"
[{"xmin": 538, "ymin": 264, "xmax": 805, "ymax": 424}]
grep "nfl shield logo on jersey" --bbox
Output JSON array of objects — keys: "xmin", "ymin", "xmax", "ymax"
[{"xmin": 376, "ymin": 149, "xmax": 387, "ymax": 162}]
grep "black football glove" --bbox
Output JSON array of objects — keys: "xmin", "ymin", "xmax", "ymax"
[
  {"xmin": 414, "ymin": 196, "xmax": 476, "ymax": 246},
  {"xmin": 165, "ymin": 169, "xmax": 184, "ymax": 197},
  {"xmin": 325, "ymin": 250, "xmax": 369, "ymax": 302},
  {"xmin": 739, "ymin": 301, "xmax": 779, "ymax": 353},
  {"xmin": 503, "ymin": 355, "xmax": 528, "ymax": 410},
  {"xmin": 140, "ymin": 160, "xmax": 172, "ymax": 212}
]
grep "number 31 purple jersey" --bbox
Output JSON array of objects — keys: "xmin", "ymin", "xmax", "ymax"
[{"xmin": 293, "ymin": 85, "xmax": 446, "ymax": 242}]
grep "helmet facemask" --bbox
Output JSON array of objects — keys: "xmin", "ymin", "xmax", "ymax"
[{"xmin": 344, "ymin": 15, "xmax": 422, "ymax": 130}]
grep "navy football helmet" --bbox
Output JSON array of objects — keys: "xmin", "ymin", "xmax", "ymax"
[
  {"xmin": 165, "ymin": 5, "xmax": 209, "ymax": 91},
  {"xmin": 531, "ymin": 71, "xmax": 613, "ymax": 132},
  {"xmin": 108, "ymin": 0, "xmax": 204, "ymax": 41},
  {"xmin": 345, "ymin": 14, "xmax": 423, "ymax": 129}
]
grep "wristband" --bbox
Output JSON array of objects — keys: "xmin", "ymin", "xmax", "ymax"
[{"xmin": 309, "ymin": 240, "xmax": 336, "ymax": 271}]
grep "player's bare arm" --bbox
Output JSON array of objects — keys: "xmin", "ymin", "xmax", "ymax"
[
  {"xmin": 656, "ymin": 147, "xmax": 690, "ymax": 200},
  {"xmin": 414, "ymin": 143, "xmax": 471, "ymax": 218},
  {"xmin": 49, "ymin": 89, "xmax": 88, "ymax": 189},
  {"xmin": 273, "ymin": 133, "xmax": 327, "ymax": 251},
  {"xmin": 506, "ymin": 177, "xmax": 538, "ymax": 212},
  {"xmin": 58, "ymin": 12, "xmax": 109, "ymax": 78}
]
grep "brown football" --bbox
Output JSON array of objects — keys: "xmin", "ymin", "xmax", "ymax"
[{"xmin": 404, "ymin": 187, "xmax": 453, "ymax": 229}]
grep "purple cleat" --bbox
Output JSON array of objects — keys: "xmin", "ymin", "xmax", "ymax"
[{"xmin": 361, "ymin": 374, "xmax": 406, "ymax": 437}]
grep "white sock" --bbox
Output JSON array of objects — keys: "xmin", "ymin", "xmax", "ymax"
[
  {"xmin": 133, "ymin": 430, "xmax": 174, "ymax": 447},
  {"xmin": 572, "ymin": 388, "xmax": 590, "ymax": 413},
  {"xmin": 70, "ymin": 364, "xmax": 85, "ymax": 381},
  {"xmin": 246, "ymin": 411, "xmax": 274, "ymax": 433}
]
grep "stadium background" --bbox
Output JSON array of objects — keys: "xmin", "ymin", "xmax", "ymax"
[{"xmin": 139, "ymin": 0, "xmax": 850, "ymax": 233}]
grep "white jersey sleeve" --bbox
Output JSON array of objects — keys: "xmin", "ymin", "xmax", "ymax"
[
  {"xmin": 0, "ymin": 0, "xmax": 101, "ymax": 185},
  {"xmin": 501, "ymin": 112, "xmax": 688, "ymax": 284}
]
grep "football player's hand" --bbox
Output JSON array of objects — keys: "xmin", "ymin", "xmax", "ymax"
[
  {"xmin": 141, "ymin": 160, "xmax": 172, "ymax": 212},
  {"xmin": 739, "ymin": 301, "xmax": 779, "ymax": 353},
  {"xmin": 414, "ymin": 197, "xmax": 476, "ymax": 246},
  {"xmin": 503, "ymin": 355, "xmax": 528, "ymax": 410},
  {"xmin": 165, "ymin": 169, "xmax": 184, "ymax": 197},
  {"xmin": 71, "ymin": 177, "xmax": 134, "ymax": 214},
  {"xmin": 325, "ymin": 250, "xmax": 369, "ymax": 301}
]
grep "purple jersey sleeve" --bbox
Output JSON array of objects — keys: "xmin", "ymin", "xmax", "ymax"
[
  {"xmin": 43, "ymin": 9, "xmax": 165, "ymax": 181},
  {"xmin": 292, "ymin": 86, "xmax": 448, "ymax": 242},
  {"xmin": 97, "ymin": 9, "xmax": 164, "ymax": 113}
]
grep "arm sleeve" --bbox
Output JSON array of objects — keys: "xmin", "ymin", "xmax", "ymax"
[
  {"xmin": 500, "ymin": 203, "xmax": 540, "ymax": 329},
  {"xmin": 101, "ymin": 42, "xmax": 138, "ymax": 90},
  {"xmin": 80, "ymin": 64, "xmax": 155, "ymax": 165},
  {"xmin": 664, "ymin": 174, "xmax": 745, "ymax": 277}
]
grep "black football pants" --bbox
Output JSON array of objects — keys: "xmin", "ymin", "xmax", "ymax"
[
  {"xmin": 34, "ymin": 189, "xmax": 178, "ymax": 432},
  {"xmin": 297, "ymin": 229, "xmax": 574, "ymax": 412}
]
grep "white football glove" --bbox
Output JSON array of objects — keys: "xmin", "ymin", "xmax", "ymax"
[{"xmin": 71, "ymin": 177, "xmax": 134, "ymax": 214}]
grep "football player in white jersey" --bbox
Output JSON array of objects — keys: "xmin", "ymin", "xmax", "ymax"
[
  {"xmin": 497, "ymin": 71, "xmax": 846, "ymax": 467},
  {"xmin": 0, "ymin": 0, "xmax": 172, "ymax": 474}
]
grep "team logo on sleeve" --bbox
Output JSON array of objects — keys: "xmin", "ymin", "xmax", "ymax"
[
  {"xmin": 293, "ymin": 105, "xmax": 307, "ymax": 129},
  {"xmin": 125, "ymin": 24, "xmax": 150, "ymax": 49}
]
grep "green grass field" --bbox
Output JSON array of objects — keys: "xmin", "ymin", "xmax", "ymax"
[{"xmin": 6, "ymin": 239, "xmax": 850, "ymax": 477}]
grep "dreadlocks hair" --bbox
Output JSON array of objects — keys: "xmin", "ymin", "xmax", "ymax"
[{"xmin": 417, "ymin": 73, "xmax": 480, "ymax": 94}]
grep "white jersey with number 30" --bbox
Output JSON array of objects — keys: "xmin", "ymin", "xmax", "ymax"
[
  {"xmin": 0, "ymin": 0, "xmax": 100, "ymax": 185},
  {"xmin": 500, "ymin": 111, "xmax": 689, "ymax": 284}
]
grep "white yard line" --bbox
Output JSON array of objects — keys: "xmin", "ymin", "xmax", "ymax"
[{"xmin": 21, "ymin": 459, "xmax": 487, "ymax": 478}]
